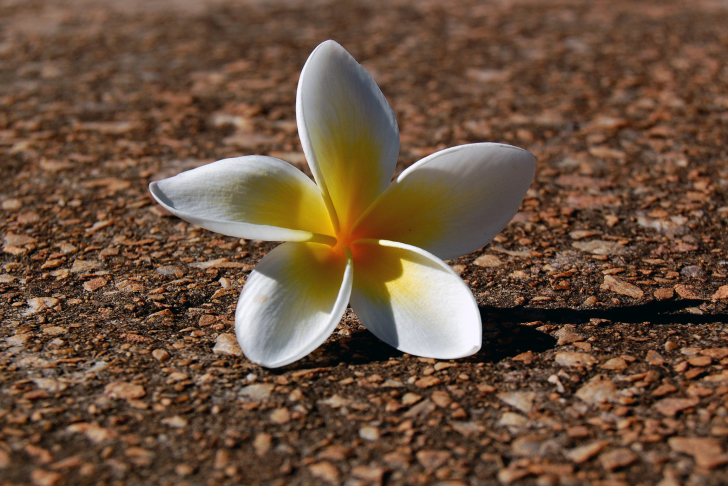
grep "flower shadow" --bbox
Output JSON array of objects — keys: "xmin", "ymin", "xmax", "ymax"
[{"xmin": 276, "ymin": 298, "xmax": 727, "ymax": 370}]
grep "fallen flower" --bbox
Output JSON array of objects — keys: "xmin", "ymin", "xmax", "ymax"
[{"xmin": 150, "ymin": 40, "xmax": 535, "ymax": 367}]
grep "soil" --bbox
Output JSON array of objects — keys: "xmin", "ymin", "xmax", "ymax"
[{"xmin": 1, "ymin": 0, "xmax": 728, "ymax": 485}]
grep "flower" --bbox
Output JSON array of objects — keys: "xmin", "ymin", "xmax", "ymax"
[{"xmin": 150, "ymin": 40, "xmax": 535, "ymax": 368}]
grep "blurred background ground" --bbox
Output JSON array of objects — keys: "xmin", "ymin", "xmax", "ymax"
[{"xmin": 1, "ymin": 0, "xmax": 728, "ymax": 484}]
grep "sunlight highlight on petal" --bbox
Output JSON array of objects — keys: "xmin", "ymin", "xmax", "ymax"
[
  {"xmin": 236, "ymin": 242, "xmax": 353, "ymax": 368},
  {"xmin": 349, "ymin": 239, "xmax": 481, "ymax": 359},
  {"xmin": 353, "ymin": 143, "xmax": 536, "ymax": 260},
  {"xmin": 150, "ymin": 156, "xmax": 335, "ymax": 243},
  {"xmin": 297, "ymin": 40, "xmax": 399, "ymax": 232}
]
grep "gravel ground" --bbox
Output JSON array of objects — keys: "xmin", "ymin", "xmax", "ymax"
[{"xmin": 1, "ymin": 0, "xmax": 728, "ymax": 484}]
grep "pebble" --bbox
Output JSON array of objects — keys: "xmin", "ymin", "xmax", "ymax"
[
  {"xmin": 104, "ymin": 381, "xmax": 146, "ymax": 400},
  {"xmin": 415, "ymin": 376, "xmax": 441, "ymax": 388},
  {"xmin": 70, "ymin": 260, "xmax": 100, "ymax": 273},
  {"xmin": 212, "ymin": 333, "xmax": 243, "ymax": 356},
  {"xmin": 1, "ymin": 198, "xmax": 22, "ymax": 210},
  {"xmin": 654, "ymin": 398, "xmax": 699, "ymax": 417},
  {"xmin": 573, "ymin": 240, "xmax": 623, "ymax": 255},
  {"xmin": 575, "ymin": 376, "xmax": 618, "ymax": 404},
  {"xmin": 416, "ymin": 450, "xmax": 451, "ymax": 470},
  {"xmin": 359, "ymin": 426, "xmax": 380, "ymax": 441},
  {"xmin": 712, "ymin": 285, "xmax": 728, "ymax": 300},
  {"xmin": 24, "ymin": 297, "xmax": 60, "ymax": 316},
  {"xmin": 240, "ymin": 383, "xmax": 275, "ymax": 400},
  {"xmin": 308, "ymin": 462, "xmax": 339, "ymax": 482},
  {"xmin": 31, "ymin": 469, "xmax": 63, "ymax": 486},
  {"xmin": 66, "ymin": 423, "xmax": 118, "ymax": 443},
  {"xmin": 160, "ymin": 416, "xmax": 188, "ymax": 428},
  {"xmin": 351, "ymin": 465, "xmax": 386, "ymax": 482},
  {"xmin": 600, "ymin": 357, "xmax": 628, "ymax": 371},
  {"xmin": 654, "ymin": 288, "xmax": 674, "ymax": 300},
  {"xmin": 598, "ymin": 448, "xmax": 637, "ymax": 471},
  {"xmin": 152, "ymin": 349, "xmax": 171, "ymax": 361},
  {"xmin": 253, "ymin": 433, "xmax": 272, "ymax": 456},
  {"xmin": 156, "ymin": 265, "xmax": 184, "ymax": 277},
  {"xmin": 600, "ymin": 275, "xmax": 643, "ymax": 299},
  {"xmin": 668, "ymin": 437, "xmax": 728, "ymax": 468},
  {"xmin": 555, "ymin": 326, "xmax": 584, "ymax": 345},
  {"xmin": 565, "ymin": 440, "xmax": 609, "ymax": 463},
  {"xmin": 555, "ymin": 352, "xmax": 596, "ymax": 368},
  {"xmin": 431, "ymin": 390, "xmax": 452, "ymax": 408},
  {"xmin": 497, "ymin": 391, "xmax": 536, "ymax": 413},
  {"xmin": 83, "ymin": 277, "xmax": 107, "ymax": 292},
  {"xmin": 498, "ymin": 412, "xmax": 529, "ymax": 428},
  {"xmin": 473, "ymin": 253, "xmax": 502, "ymax": 267},
  {"xmin": 269, "ymin": 408, "xmax": 291, "ymax": 424},
  {"xmin": 645, "ymin": 350, "xmax": 666, "ymax": 366}
]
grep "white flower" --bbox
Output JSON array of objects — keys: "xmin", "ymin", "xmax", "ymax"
[{"xmin": 150, "ymin": 40, "xmax": 535, "ymax": 368}]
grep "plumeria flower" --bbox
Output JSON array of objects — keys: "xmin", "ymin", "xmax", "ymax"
[{"xmin": 150, "ymin": 40, "xmax": 535, "ymax": 368}]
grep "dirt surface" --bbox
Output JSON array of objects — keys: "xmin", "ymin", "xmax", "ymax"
[{"xmin": 2, "ymin": 0, "xmax": 728, "ymax": 484}]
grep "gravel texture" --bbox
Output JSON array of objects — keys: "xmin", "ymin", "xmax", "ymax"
[{"xmin": 1, "ymin": 0, "xmax": 728, "ymax": 485}]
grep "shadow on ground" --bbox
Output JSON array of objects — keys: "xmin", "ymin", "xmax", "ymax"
[{"xmin": 279, "ymin": 300, "xmax": 728, "ymax": 371}]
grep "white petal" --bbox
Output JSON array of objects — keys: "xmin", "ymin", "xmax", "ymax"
[
  {"xmin": 297, "ymin": 40, "xmax": 399, "ymax": 232},
  {"xmin": 235, "ymin": 242, "xmax": 353, "ymax": 368},
  {"xmin": 353, "ymin": 143, "xmax": 536, "ymax": 260},
  {"xmin": 349, "ymin": 239, "xmax": 481, "ymax": 359},
  {"xmin": 150, "ymin": 156, "xmax": 335, "ymax": 243}
]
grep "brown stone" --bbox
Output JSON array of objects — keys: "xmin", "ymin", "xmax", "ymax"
[
  {"xmin": 599, "ymin": 448, "xmax": 637, "ymax": 471},
  {"xmin": 601, "ymin": 275, "xmax": 643, "ymax": 299},
  {"xmin": 104, "ymin": 381, "xmax": 145, "ymax": 400}
]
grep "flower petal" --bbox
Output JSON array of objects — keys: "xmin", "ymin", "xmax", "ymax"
[
  {"xmin": 150, "ymin": 156, "xmax": 335, "ymax": 243},
  {"xmin": 349, "ymin": 239, "xmax": 481, "ymax": 359},
  {"xmin": 297, "ymin": 40, "xmax": 399, "ymax": 232},
  {"xmin": 235, "ymin": 242, "xmax": 353, "ymax": 368},
  {"xmin": 353, "ymin": 143, "xmax": 536, "ymax": 260}
]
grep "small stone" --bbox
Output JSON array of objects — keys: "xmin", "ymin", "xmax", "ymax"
[
  {"xmin": 42, "ymin": 326, "xmax": 65, "ymax": 336},
  {"xmin": 152, "ymin": 349, "xmax": 171, "ymax": 362},
  {"xmin": 569, "ymin": 230, "xmax": 601, "ymax": 240},
  {"xmin": 600, "ymin": 357, "xmax": 628, "ymax": 371},
  {"xmin": 6, "ymin": 334, "xmax": 32, "ymax": 346},
  {"xmin": 175, "ymin": 464, "xmax": 194, "ymax": 476},
  {"xmin": 213, "ymin": 333, "xmax": 243, "ymax": 356},
  {"xmin": 681, "ymin": 265, "xmax": 706, "ymax": 279},
  {"xmin": 431, "ymin": 390, "xmax": 452, "ymax": 408},
  {"xmin": 497, "ymin": 391, "xmax": 536, "ymax": 413},
  {"xmin": 156, "ymin": 265, "xmax": 184, "ymax": 277},
  {"xmin": 688, "ymin": 356, "xmax": 712, "ymax": 367},
  {"xmin": 654, "ymin": 397, "xmax": 699, "ymax": 416},
  {"xmin": 403, "ymin": 399, "xmax": 436, "ymax": 418},
  {"xmin": 451, "ymin": 421, "xmax": 486, "ymax": 436},
  {"xmin": 416, "ymin": 450, "xmax": 451, "ymax": 470},
  {"xmin": 351, "ymin": 465, "xmax": 386, "ymax": 482},
  {"xmin": 31, "ymin": 469, "xmax": 63, "ymax": 486},
  {"xmin": 583, "ymin": 296, "xmax": 599, "ymax": 306},
  {"xmin": 601, "ymin": 275, "xmax": 643, "ymax": 299},
  {"xmin": 654, "ymin": 288, "xmax": 674, "ymax": 300},
  {"xmin": 512, "ymin": 435, "xmax": 560, "ymax": 457},
  {"xmin": 66, "ymin": 423, "xmax": 118, "ymax": 443},
  {"xmin": 308, "ymin": 462, "xmax": 339, "ymax": 483},
  {"xmin": 652, "ymin": 384, "xmax": 678, "ymax": 397},
  {"xmin": 573, "ymin": 239, "xmax": 623, "ymax": 255},
  {"xmin": 240, "ymin": 383, "xmax": 275, "ymax": 400},
  {"xmin": 555, "ymin": 352, "xmax": 596, "ymax": 368},
  {"xmin": 473, "ymin": 254, "xmax": 502, "ymax": 267},
  {"xmin": 269, "ymin": 408, "xmax": 291, "ymax": 424},
  {"xmin": 253, "ymin": 433, "xmax": 272, "ymax": 456},
  {"xmin": 1, "ymin": 198, "xmax": 22, "ymax": 210},
  {"xmin": 498, "ymin": 412, "xmax": 529, "ymax": 428},
  {"xmin": 24, "ymin": 297, "xmax": 60, "ymax": 316},
  {"xmin": 198, "ymin": 315, "xmax": 218, "ymax": 327},
  {"xmin": 668, "ymin": 437, "xmax": 728, "ymax": 468},
  {"xmin": 415, "ymin": 376, "xmax": 441, "ymax": 388},
  {"xmin": 712, "ymin": 285, "xmax": 728, "ymax": 300},
  {"xmin": 0, "ymin": 449, "xmax": 10, "ymax": 468},
  {"xmin": 402, "ymin": 393, "xmax": 422, "ymax": 405},
  {"xmin": 497, "ymin": 468, "xmax": 530, "ymax": 484},
  {"xmin": 575, "ymin": 375, "xmax": 618, "ymax": 405},
  {"xmin": 646, "ymin": 350, "xmax": 666, "ymax": 366},
  {"xmin": 83, "ymin": 277, "xmax": 107, "ymax": 292},
  {"xmin": 71, "ymin": 260, "xmax": 100, "ymax": 273},
  {"xmin": 599, "ymin": 448, "xmax": 637, "ymax": 471},
  {"xmin": 104, "ymin": 381, "xmax": 145, "ymax": 400},
  {"xmin": 555, "ymin": 326, "xmax": 584, "ymax": 345},
  {"xmin": 359, "ymin": 426, "xmax": 380, "ymax": 441},
  {"xmin": 674, "ymin": 284, "xmax": 702, "ymax": 299},
  {"xmin": 317, "ymin": 445, "xmax": 352, "ymax": 461},
  {"xmin": 565, "ymin": 440, "xmax": 609, "ymax": 464},
  {"xmin": 702, "ymin": 348, "xmax": 728, "ymax": 359}
]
